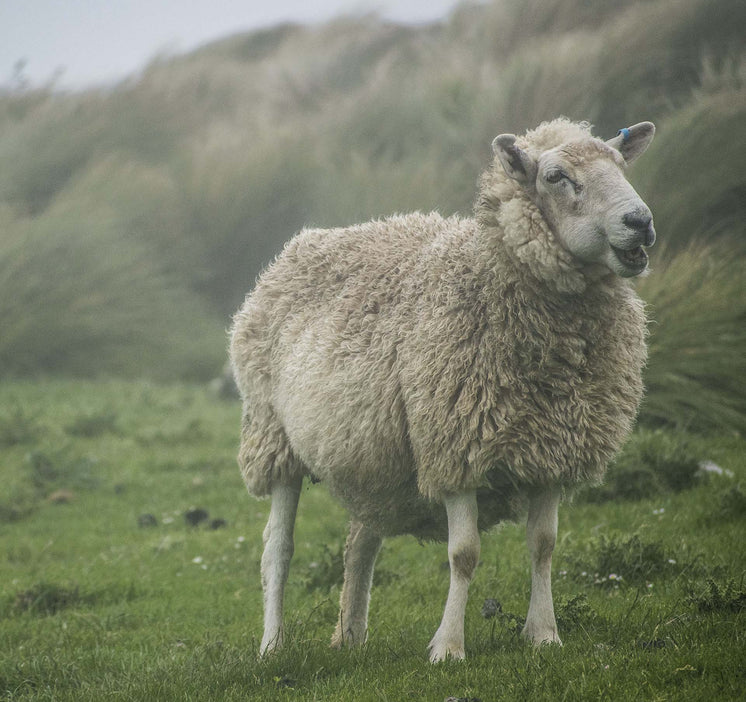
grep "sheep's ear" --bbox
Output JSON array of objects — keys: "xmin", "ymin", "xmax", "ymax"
[
  {"xmin": 606, "ymin": 121, "xmax": 655, "ymax": 165},
  {"xmin": 492, "ymin": 134, "xmax": 537, "ymax": 185}
]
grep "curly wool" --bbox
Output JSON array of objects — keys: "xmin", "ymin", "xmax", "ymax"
[{"xmin": 230, "ymin": 118, "xmax": 647, "ymax": 538}]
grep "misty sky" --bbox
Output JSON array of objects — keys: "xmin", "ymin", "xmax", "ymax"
[{"xmin": 1, "ymin": 0, "xmax": 468, "ymax": 90}]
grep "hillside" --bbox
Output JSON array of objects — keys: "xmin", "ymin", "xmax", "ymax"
[{"xmin": 0, "ymin": 0, "xmax": 744, "ymax": 430}]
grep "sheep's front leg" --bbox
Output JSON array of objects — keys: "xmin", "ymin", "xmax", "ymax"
[
  {"xmin": 428, "ymin": 490, "xmax": 479, "ymax": 662},
  {"xmin": 260, "ymin": 477, "xmax": 302, "ymax": 655},
  {"xmin": 522, "ymin": 485, "xmax": 562, "ymax": 646},
  {"xmin": 331, "ymin": 520, "xmax": 382, "ymax": 648}
]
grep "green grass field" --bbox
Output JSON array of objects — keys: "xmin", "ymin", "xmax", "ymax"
[
  {"xmin": 1, "ymin": 1, "xmax": 745, "ymax": 699},
  {"xmin": 1, "ymin": 380, "xmax": 744, "ymax": 701}
]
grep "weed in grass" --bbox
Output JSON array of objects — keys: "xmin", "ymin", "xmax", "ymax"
[
  {"xmin": 716, "ymin": 485, "xmax": 746, "ymax": 520},
  {"xmin": 0, "ymin": 490, "xmax": 37, "ymax": 524},
  {"xmin": 137, "ymin": 513, "xmax": 159, "ymax": 528},
  {"xmin": 10, "ymin": 582, "xmax": 88, "ymax": 616},
  {"xmin": 135, "ymin": 418, "xmax": 212, "ymax": 446},
  {"xmin": 479, "ymin": 599, "xmax": 525, "ymax": 637},
  {"xmin": 26, "ymin": 450, "xmax": 59, "ymax": 488},
  {"xmin": 6, "ymin": 581, "xmax": 140, "ymax": 619},
  {"xmin": 302, "ymin": 543, "xmax": 345, "ymax": 593},
  {"xmin": 688, "ymin": 578, "xmax": 746, "ymax": 614},
  {"xmin": 63, "ymin": 410, "xmax": 118, "ymax": 438},
  {"xmin": 0, "ymin": 404, "xmax": 39, "ymax": 446},
  {"xmin": 568, "ymin": 532, "xmax": 685, "ymax": 587},
  {"xmin": 578, "ymin": 430, "xmax": 702, "ymax": 504},
  {"xmin": 24, "ymin": 449, "xmax": 101, "ymax": 493},
  {"xmin": 554, "ymin": 593, "xmax": 599, "ymax": 632}
]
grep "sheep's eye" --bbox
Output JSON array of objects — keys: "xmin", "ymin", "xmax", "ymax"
[{"xmin": 545, "ymin": 169, "xmax": 566, "ymax": 184}]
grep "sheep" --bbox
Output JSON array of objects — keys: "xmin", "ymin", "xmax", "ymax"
[{"xmin": 229, "ymin": 117, "xmax": 656, "ymax": 662}]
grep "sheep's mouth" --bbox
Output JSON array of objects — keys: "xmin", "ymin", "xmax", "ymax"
[{"xmin": 611, "ymin": 244, "xmax": 648, "ymax": 273}]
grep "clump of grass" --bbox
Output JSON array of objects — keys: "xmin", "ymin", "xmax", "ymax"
[
  {"xmin": 24, "ymin": 449, "xmax": 100, "ymax": 493},
  {"xmin": 479, "ymin": 598, "xmax": 525, "ymax": 636},
  {"xmin": 0, "ymin": 0, "xmax": 743, "ymax": 431},
  {"xmin": 568, "ymin": 533, "xmax": 684, "ymax": 587},
  {"xmin": 135, "ymin": 418, "xmax": 212, "ymax": 446},
  {"xmin": 64, "ymin": 410, "xmax": 118, "ymax": 438},
  {"xmin": 11, "ymin": 582, "xmax": 87, "ymax": 616},
  {"xmin": 579, "ymin": 430, "xmax": 702, "ymax": 503},
  {"xmin": 0, "ymin": 404, "xmax": 39, "ymax": 446},
  {"xmin": 26, "ymin": 450, "xmax": 59, "ymax": 488},
  {"xmin": 638, "ymin": 240, "xmax": 746, "ymax": 433},
  {"xmin": 688, "ymin": 578, "xmax": 746, "ymax": 614},
  {"xmin": 0, "ymin": 490, "xmax": 37, "ymax": 524},
  {"xmin": 0, "ymin": 196, "xmax": 225, "ymax": 381},
  {"xmin": 6, "ymin": 581, "xmax": 140, "ymax": 617},
  {"xmin": 631, "ymin": 85, "xmax": 746, "ymax": 255},
  {"xmin": 301, "ymin": 544, "xmax": 344, "ymax": 593},
  {"xmin": 554, "ymin": 593, "xmax": 599, "ymax": 632},
  {"xmin": 717, "ymin": 485, "xmax": 746, "ymax": 520}
]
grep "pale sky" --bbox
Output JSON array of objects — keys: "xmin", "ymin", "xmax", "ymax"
[{"xmin": 0, "ymin": 0, "xmax": 469, "ymax": 90}]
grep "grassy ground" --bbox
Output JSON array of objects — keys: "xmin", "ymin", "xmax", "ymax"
[{"xmin": 0, "ymin": 380, "xmax": 744, "ymax": 701}]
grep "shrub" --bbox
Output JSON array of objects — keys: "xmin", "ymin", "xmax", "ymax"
[
  {"xmin": 579, "ymin": 430, "xmax": 702, "ymax": 503},
  {"xmin": 301, "ymin": 544, "xmax": 345, "ymax": 593},
  {"xmin": 0, "ymin": 199, "xmax": 225, "ymax": 380},
  {"xmin": 0, "ymin": 0, "xmax": 743, "ymax": 417},
  {"xmin": 0, "ymin": 404, "xmax": 39, "ymax": 446},
  {"xmin": 64, "ymin": 410, "xmax": 119, "ymax": 438},
  {"xmin": 638, "ymin": 241, "xmax": 746, "ymax": 433},
  {"xmin": 554, "ymin": 593, "xmax": 599, "ymax": 632},
  {"xmin": 568, "ymin": 533, "xmax": 685, "ymax": 587},
  {"xmin": 688, "ymin": 578, "xmax": 746, "ymax": 613},
  {"xmin": 11, "ymin": 582, "xmax": 87, "ymax": 616}
]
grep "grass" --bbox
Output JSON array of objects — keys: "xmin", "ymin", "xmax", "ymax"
[{"xmin": 0, "ymin": 379, "xmax": 744, "ymax": 701}]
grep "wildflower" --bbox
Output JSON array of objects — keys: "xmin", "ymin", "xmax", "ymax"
[
  {"xmin": 698, "ymin": 461, "xmax": 733, "ymax": 477},
  {"xmin": 668, "ymin": 559, "xmax": 677, "ymax": 565},
  {"xmin": 653, "ymin": 508, "xmax": 665, "ymax": 515},
  {"xmin": 192, "ymin": 556, "xmax": 204, "ymax": 564}
]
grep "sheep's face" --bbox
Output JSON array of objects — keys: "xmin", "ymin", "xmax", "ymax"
[{"xmin": 493, "ymin": 122, "xmax": 656, "ymax": 278}]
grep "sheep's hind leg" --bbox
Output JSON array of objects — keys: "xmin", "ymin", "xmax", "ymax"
[
  {"xmin": 331, "ymin": 520, "xmax": 382, "ymax": 648},
  {"xmin": 259, "ymin": 476, "xmax": 303, "ymax": 655},
  {"xmin": 428, "ymin": 490, "xmax": 480, "ymax": 663},
  {"xmin": 522, "ymin": 485, "xmax": 562, "ymax": 646}
]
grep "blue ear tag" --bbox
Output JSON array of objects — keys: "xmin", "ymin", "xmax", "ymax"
[{"xmin": 618, "ymin": 127, "xmax": 631, "ymax": 143}]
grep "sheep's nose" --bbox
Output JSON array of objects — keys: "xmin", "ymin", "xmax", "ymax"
[{"xmin": 623, "ymin": 211, "xmax": 656, "ymax": 247}]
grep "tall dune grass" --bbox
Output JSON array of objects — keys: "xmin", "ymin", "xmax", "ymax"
[
  {"xmin": 639, "ymin": 243, "xmax": 746, "ymax": 432},
  {"xmin": 631, "ymin": 83, "xmax": 746, "ymax": 254},
  {"xmin": 0, "ymin": 0, "xmax": 743, "ymax": 429},
  {"xmin": 0, "ymin": 199, "xmax": 224, "ymax": 380}
]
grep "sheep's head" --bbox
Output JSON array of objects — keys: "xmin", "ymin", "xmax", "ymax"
[{"xmin": 493, "ymin": 122, "xmax": 656, "ymax": 278}]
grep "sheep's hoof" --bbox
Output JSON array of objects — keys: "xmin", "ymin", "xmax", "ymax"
[
  {"xmin": 521, "ymin": 623, "xmax": 562, "ymax": 647},
  {"xmin": 259, "ymin": 634, "xmax": 283, "ymax": 657},
  {"xmin": 428, "ymin": 634, "xmax": 466, "ymax": 663},
  {"xmin": 330, "ymin": 625, "xmax": 367, "ymax": 649}
]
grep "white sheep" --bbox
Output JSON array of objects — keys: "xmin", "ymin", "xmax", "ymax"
[{"xmin": 230, "ymin": 118, "xmax": 656, "ymax": 662}]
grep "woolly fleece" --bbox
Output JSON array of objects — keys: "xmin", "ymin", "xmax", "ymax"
[{"xmin": 230, "ymin": 119, "xmax": 647, "ymax": 539}]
